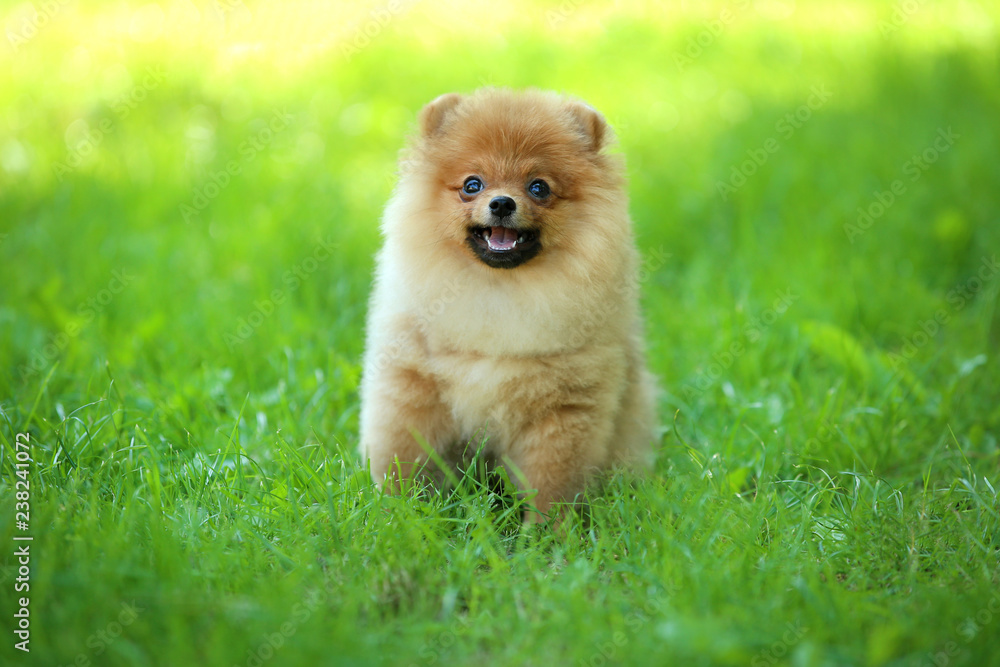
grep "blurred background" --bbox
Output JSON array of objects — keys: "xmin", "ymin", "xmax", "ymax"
[{"xmin": 1, "ymin": 0, "xmax": 998, "ymax": 473}]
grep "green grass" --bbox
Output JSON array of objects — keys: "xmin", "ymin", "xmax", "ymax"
[{"xmin": 2, "ymin": 1, "xmax": 1000, "ymax": 665}]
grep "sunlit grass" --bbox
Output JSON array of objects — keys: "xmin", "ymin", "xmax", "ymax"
[{"xmin": 1, "ymin": 1, "xmax": 999, "ymax": 665}]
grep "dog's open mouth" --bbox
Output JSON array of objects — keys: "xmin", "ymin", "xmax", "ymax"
[
  {"xmin": 466, "ymin": 225, "xmax": 541, "ymax": 269},
  {"xmin": 473, "ymin": 226, "xmax": 537, "ymax": 252}
]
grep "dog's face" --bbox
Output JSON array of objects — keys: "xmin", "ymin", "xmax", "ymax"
[
  {"xmin": 456, "ymin": 166, "xmax": 547, "ymax": 269},
  {"xmin": 411, "ymin": 89, "xmax": 616, "ymax": 270}
]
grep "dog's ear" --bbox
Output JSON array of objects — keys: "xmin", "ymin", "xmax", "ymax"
[
  {"xmin": 419, "ymin": 93, "xmax": 463, "ymax": 137},
  {"xmin": 565, "ymin": 100, "xmax": 609, "ymax": 152}
]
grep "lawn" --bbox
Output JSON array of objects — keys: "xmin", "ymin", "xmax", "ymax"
[{"xmin": 1, "ymin": 1, "xmax": 999, "ymax": 665}]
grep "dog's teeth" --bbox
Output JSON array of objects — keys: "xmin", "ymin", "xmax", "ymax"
[
  {"xmin": 483, "ymin": 228, "xmax": 492, "ymax": 239},
  {"xmin": 517, "ymin": 234, "xmax": 524, "ymax": 244}
]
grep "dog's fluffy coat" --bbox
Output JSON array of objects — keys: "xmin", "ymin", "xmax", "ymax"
[{"xmin": 359, "ymin": 88, "xmax": 656, "ymax": 519}]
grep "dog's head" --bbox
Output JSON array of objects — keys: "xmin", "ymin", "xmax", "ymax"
[{"xmin": 407, "ymin": 88, "xmax": 620, "ymax": 270}]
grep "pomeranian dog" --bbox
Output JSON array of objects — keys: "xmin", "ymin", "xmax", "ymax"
[{"xmin": 359, "ymin": 88, "xmax": 657, "ymax": 522}]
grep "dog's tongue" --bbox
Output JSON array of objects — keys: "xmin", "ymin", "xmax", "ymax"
[{"xmin": 487, "ymin": 226, "xmax": 517, "ymax": 251}]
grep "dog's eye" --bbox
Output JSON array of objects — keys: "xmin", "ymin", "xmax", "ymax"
[
  {"xmin": 528, "ymin": 179, "xmax": 550, "ymax": 198},
  {"xmin": 462, "ymin": 177, "xmax": 483, "ymax": 195}
]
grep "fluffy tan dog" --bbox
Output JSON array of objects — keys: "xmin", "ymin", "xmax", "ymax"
[{"xmin": 359, "ymin": 88, "xmax": 657, "ymax": 521}]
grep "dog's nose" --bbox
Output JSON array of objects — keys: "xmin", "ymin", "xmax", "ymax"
[{"xmin": 489, "ymin": 196, "xmax": 516, "ymax": 218}]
